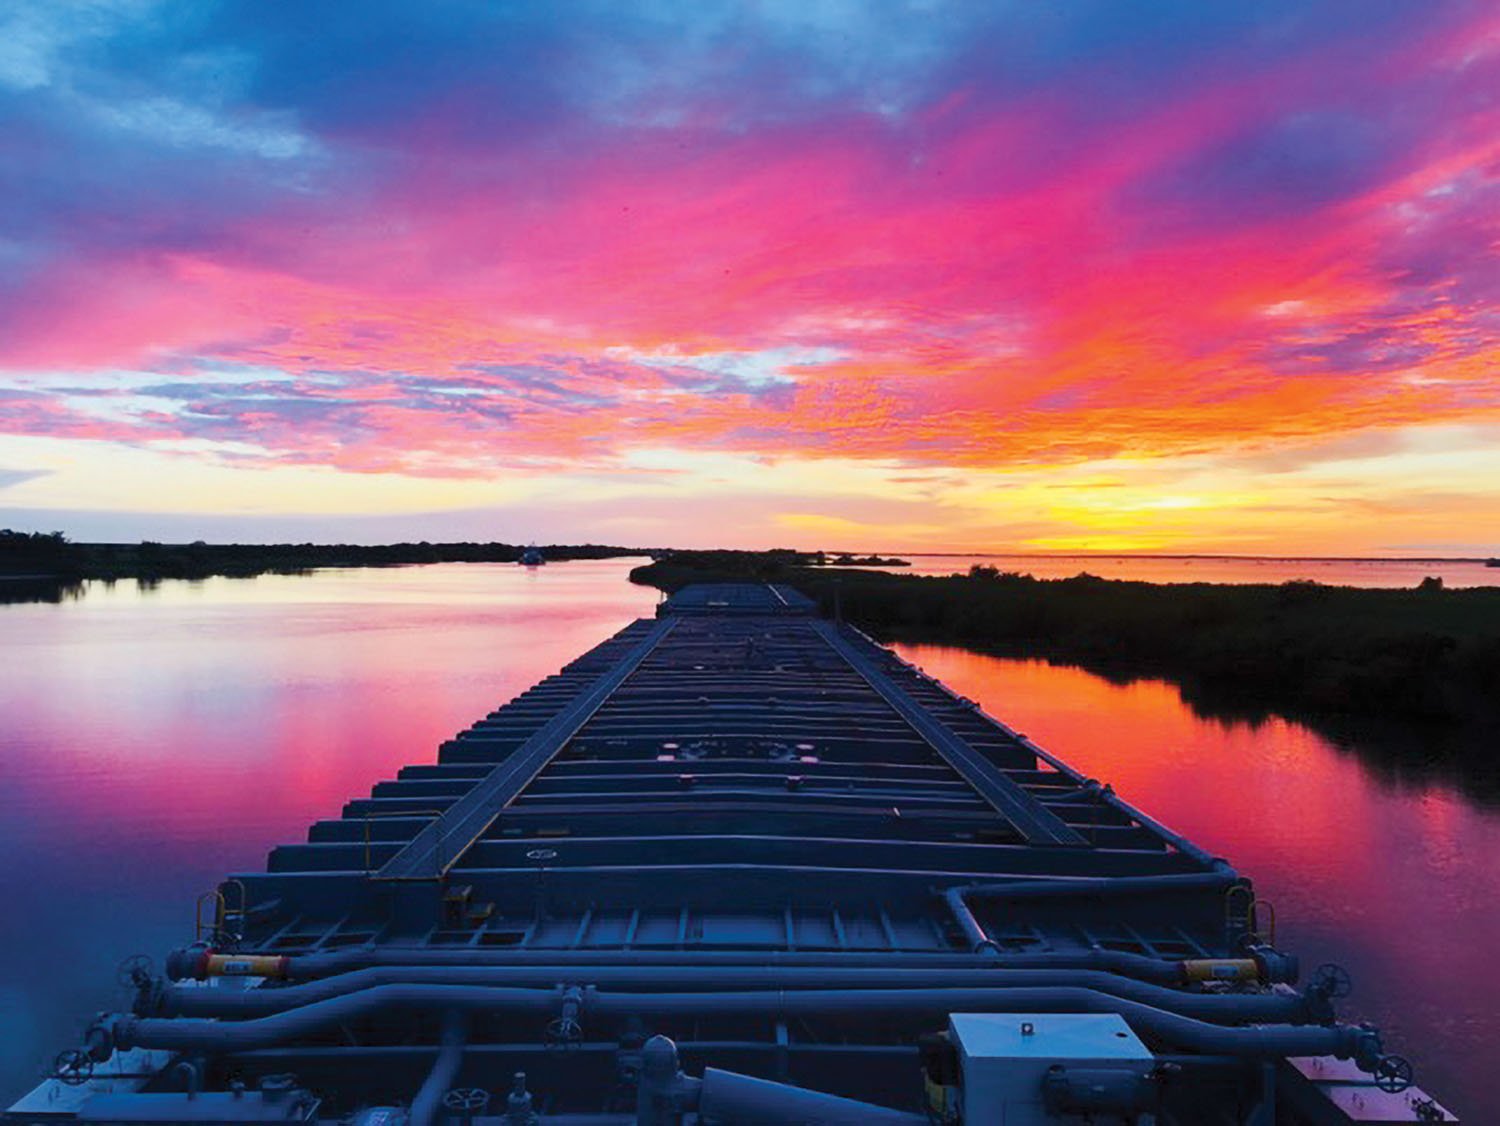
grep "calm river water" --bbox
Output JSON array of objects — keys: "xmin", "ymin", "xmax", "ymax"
[{"xmin": 1, "ymin": 560, "xmax": 1495, "ymax": 1116}]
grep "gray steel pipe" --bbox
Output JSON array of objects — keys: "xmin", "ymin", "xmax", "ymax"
[
  {"xmin": 408, "ymin": 1014, "xmax": 464, "ymax": 1126},
  {"xmin": 102, "ymin": 984, "xmax": 1375, "ymax": 1063},
  {"xmin": 173, "ymin": 944, "xmax": 1196, "ymax": 984},
  {"xmin": 109, "ymin": 986, "xmax": 556, "ymax": 1053},
  {"xmin": 698, "ymin": 1067, "xmax": 926, "ymax": 1125},
  {"xmin": 155, "ymin": 965, "xmax": 1316, "ymax": 1024},
  {"xmin": 944, "ymin": 870, "xmax": 1239, "ymax": 956}
]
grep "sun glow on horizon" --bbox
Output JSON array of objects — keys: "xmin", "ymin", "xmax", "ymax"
[{"xmin": 0, "ymin": 2, "xmax": 1497, "ymax": 553}]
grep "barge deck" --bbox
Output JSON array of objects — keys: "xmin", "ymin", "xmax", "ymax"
[{"xmin": 6, "ymin": 583, "xmax": 1457, "ymax": 1124}]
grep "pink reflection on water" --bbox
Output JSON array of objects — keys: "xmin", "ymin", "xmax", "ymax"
[
  {"xmin": 891, "ymin": 644, "xmax": 1500, "ymax": 1119},
  {"xmin": 5, "ymin": 564, "xmax": 659, "ymax": 851},
  {"xmin": 0, "ymin": 562, "xmax": 658, "ymax": 1098}
]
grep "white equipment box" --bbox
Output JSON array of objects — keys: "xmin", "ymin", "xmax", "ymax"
[{"xmin": 949, "ymin": 1012, "xmax": 1155, "ymax": 1124}]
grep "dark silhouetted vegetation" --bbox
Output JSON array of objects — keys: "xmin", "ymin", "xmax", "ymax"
[
  {"xmin": 824, "ymin": 552, "xmax": 909, "ymax": 566},
  {"xmin": 631, "ymin": 552, "xmax": 1500, "ymax": 737},
  {"xmin": 0, "ymin": 529, "xmax": 646, "ymax": 595}
]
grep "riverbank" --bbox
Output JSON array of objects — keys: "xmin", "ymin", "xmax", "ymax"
[
  {"xmin": 630, "ymin": 552, "xmax": 1500, "ymax": 741},
  {"xmin": 0, "ymin": 529, "xmax": 647, "ymax": 588}
]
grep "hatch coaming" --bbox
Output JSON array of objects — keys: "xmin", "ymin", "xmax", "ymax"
[{"xmin": 231, "ymin": 595, "xmax": 1232, "ymax": 959}]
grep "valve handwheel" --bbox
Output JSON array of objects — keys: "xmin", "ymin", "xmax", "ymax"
[
  {"xmin": 116, "ymin": 954, "xmax": 154, "ymax": 989},
  {"xmin": 1312, "ymin": 962, "xmax": 1353, "ymax": 998},
  {"xmin": 52, "ymin": 1049, "xmax": 93, "ymax": 1087},
  {"xmin": 1372, "ymin": 1054, "xmax": 1413, "ymax": 1094},
  {"xmin": 544, "ymin": 1017, "xmax": 583, "ymax": 1050},
  {"xmin": 442, "ymin": 1088, "xmax": 489, "ymax": 1112}
]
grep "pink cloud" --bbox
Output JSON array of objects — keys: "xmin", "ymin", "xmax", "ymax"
[{"xmin": 2, "ymin": 5, "xmax": 1498, "ymax": 483}]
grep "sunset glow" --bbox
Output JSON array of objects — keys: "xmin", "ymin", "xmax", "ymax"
[{"xmin": 2, "ymin": 2, "xmax": 1498, "ymax": 551}]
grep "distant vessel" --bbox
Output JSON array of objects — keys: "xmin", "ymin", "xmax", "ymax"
[{"xmin": 520, "ymin": 545, "xmax": 544, "ymax": 566}]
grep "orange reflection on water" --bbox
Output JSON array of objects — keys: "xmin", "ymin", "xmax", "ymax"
[
  {"xmin": 892, "ymin": 646, "xmax": 1381, "ymax": 869},
  {"xmin": 891, "ymin": 643, "xmax": 1500, "ymax": 1119}
]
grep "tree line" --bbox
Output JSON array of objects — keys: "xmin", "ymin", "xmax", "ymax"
[{"xmin": 0, "ymin": 529, "xmax": 646, "ymax": 582}]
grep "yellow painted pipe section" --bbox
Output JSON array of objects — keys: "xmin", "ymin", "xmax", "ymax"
[
  {"xmin": 1181, "ymin": 958, "xmax": 1261, "ymax": 983},
  {"xmin": 204, "ymin": 954, "xmax": 289, "ymax": 979}
]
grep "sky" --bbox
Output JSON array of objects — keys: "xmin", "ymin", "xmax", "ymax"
[{"xmin": 0, "ymin": 0, "xmax": 1498, "ymax": 553}]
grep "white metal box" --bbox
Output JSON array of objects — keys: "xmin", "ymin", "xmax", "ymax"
[{"xmin": 949, "ymin": 1012, "xmax": 1154, "ymax": 1125}]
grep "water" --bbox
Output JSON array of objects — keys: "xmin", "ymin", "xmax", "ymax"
[
  {"xmin": 1, "ymin": 561, "xmax": 1493, "ymax": 1116},
  {"xmin": 874, "ymin": 553, "xmax": 1500, "ymax": 587},
  {"xmin": 0, "ymin": 561, "xmax": 660, "ymax": 1101},
  {"xmin": 892, "ymin": 645, "xmax": 1499, "ymax": 1118}
]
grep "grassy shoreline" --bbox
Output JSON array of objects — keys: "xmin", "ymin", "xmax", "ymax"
[
  {"xmin": 629, "ymin": 552, "xmax": 1500, "ymax": 741},
  {"xmin": 0, "ymin": 529, "xmax": 647, "ymax": 588}
]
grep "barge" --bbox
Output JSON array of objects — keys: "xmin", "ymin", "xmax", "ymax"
[{"xmin": 7, "ymin": 583, "xmax": 1457, "ymax": 1123}]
